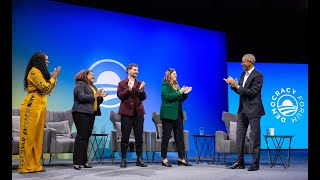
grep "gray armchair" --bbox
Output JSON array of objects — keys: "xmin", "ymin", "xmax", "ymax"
[
  {"xmin": 12, "ymin": 107, "xmax": 51, "ymax": 166},
  {"xmin": 109, "ymin": 110, "xmax": 150, "ymax": 163},
  {"xmin": 45, "ymin": 109, "xmax": 76, "ymax": 165},
  {"xmin": 150, "ymin": 111, "xmax": 189, "ymax": 162},
  {"xmin": 215, "ymin": 111, "xmax": 251, "ymax": 163}
]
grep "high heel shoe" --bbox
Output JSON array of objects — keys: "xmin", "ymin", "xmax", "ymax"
[
  {"xmin": 74, "ymin": 165, "xmax": 81, "ymax": 170},
  {"xmin": 162, "ymin": 161, "xmax": 172, "ymax": 167},
  {"xmin": 83, "ymin": 163, "xmax": 93, "ymax": 168},
  {"xmin": 178, "ymin": 160, "xmax": 192, "ymax": 166}
]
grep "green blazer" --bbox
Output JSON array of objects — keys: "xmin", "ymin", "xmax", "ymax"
[{"xmin": 160, "ymin": 81, "xmax": 188, "ymax": 120}]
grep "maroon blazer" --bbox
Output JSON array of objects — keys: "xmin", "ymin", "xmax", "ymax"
[{"xmin": 117, "ymin": 77, "xmax": 146, "ymax": 116}]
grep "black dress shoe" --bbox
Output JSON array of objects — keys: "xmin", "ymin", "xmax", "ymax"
[
  {"xmin": 247, "ymin": 165, "xmax": 259, "ymax": 171},
  {"xmin": 136, "ymin": 157, "xmax": 148, "ymax": 167},
  {"xmin": 83, "ymin": 163, "xmax": 93, "ymax": 168},
  {"xmin": 120, "ymin": 159, "xmax": 127, "ymax": 168},
  {"xmin": 74, "ymin": 165, "xmax": 81, "ymax": 170},
  {"xmin": 227, "ymin": 162, "xmax": 245, "ymax": 169},
  {"xmin": 178, "ymin": 160, "xmax": 193, "ymax": 166},
  {"xmin": 162, "ymin": 161, "xmax": 172, "ymax": 167}
]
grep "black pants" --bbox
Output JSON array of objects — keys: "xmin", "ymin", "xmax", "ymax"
[
  {"xmin": 121, "ymin": 115, "xmax": 144, "ymax": 159},
  {"xmin": 236, "ymin": 112, "xmax": 261, "ymax": 166},
  {"xmin": 72, "ymin": 112, "xmax": 95, "ymax": 165},
  {"xmin": 161, "ymin": 115, "xmax": 185, "ymax": 159}
]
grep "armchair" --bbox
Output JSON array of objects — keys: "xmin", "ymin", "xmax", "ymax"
[
  {"xmin": 109, "ymin": 110, "xmax": 150, "ymax": 163},
  {"xmin": 150, "ymin": 111, "xmax": 189, "ymax": 162},
  {"xmin": 215, "ymin": 111, "xmax": 251, "ymax": 163},
  {"xmin": 12, "ymin": 107, "xmax": 50, "ymax": 166},
  {"xmin": 45, "ymin": 109, "xmax": 76, "ymax": 165}
]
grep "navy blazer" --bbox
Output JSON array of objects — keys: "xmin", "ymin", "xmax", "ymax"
[
  {"xmin": 72, "ymin": 81, "xmax": 103, "ymax": 116},
  {"xmin": 231, "ymin": 68, "xmax": 265, "ymax": 118},
  {"xmin": 117, "ymin": 77, "xmax": 146, "ymax": 116}
]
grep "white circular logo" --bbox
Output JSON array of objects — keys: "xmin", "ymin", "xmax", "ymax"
[
  {"xmin": 270, "ymin": 88, "xmax": 305, "ymax": 123},
  {"xmin": 89, "ymin": 59, "xmax": 127, "ymax": 108}
]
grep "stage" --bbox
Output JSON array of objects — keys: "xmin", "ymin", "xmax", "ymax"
[{"xmin": 12, "ymin": 150, "xmax": 308, "ymax": 180}]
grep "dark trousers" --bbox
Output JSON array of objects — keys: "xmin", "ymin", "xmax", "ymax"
[
  {"xmin": 72, "ymin": 112, "xmax": 95, "ymax": 165},
  {"xmin": 236, "ymin": 112, "xmax": 261, "ymax": 166},
  {"xmin": 121, "ymin": 115, "xmax": 144, "ymax": 159},
  {"xmin": 161, "ymin": 115, "xmax": 185, "ymax": 159}
]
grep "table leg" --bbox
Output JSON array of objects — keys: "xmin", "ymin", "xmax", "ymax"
[
  {"xmin": 287, "ymin": 137, "xmax": 293, "ymax": 167},
  {"xmin": 193, "ymin": 137, "xmax": 199, "ymax": 164},
  {"xmin": 203, "ymin": 137, "xmax": 213, "ymax": 161},
  {"xmin": 210, "ymin": 137, "xmax": 216, "ymax": 164},
  {"xmin": 264, "ymin": 136, "xmax": 273, "ymax": 168}
]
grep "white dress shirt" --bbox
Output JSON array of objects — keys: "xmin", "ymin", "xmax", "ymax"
[{"xmin": 242, "ymin": 67, "xmax": 255, "ymax": 87}]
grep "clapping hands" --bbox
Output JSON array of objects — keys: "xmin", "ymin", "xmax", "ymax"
[
  {"xmin": 139, "ymin": 81, "xmax": 145, "ymax": 92},
  {"xmin": 51, "ymin": 66, "xmax": 61, "ymax": 79},
  {"xmin": 96, "ymin": 89, "xmax": 108, "ymax": 98},
  {"xmin": 181, "ymin": 86, "xmax": 192, "ymax": 94},
  {"xmin": 223, "ymin": 76, "xmax": 239, "ymax": 88},
  {"xmin": 128, "ymin": 81, "xmax": 133, "ymax": 91}
]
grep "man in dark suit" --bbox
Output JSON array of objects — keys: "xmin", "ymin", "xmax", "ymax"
[
  {"xmin": 223, "ymin": 54, "xmax": 265, "ymax": 171},
  {"xmin": 117, "ymin": 63, "xmax": 147, "ymax": 168}
]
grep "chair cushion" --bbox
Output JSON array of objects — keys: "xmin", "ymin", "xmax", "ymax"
[
  {"xmin": 12, "ymin": 116, "xmax": 20, "ymax": 130},
  {"xmin": 229, "ymin": 121, "xmax": 251, "ymax": 141},
  {"xmin": 114, "ymin": 122, "xmax": 134, "ymax": 139},
  {"xmin": 229, "ymin": 121, "xmax": 237, "ymax": 140},
  {"xmin": 12, "ymin": 116, "xmax": 20, "ymax": 137},
  {"xmin": 46, "ymin": 120, "xmax": 71, "ymax": 137}
]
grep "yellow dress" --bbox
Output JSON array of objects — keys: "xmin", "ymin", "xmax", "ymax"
[{"xmin": 18, "ymin": 67, "xmax": 56, "ymax": 173}]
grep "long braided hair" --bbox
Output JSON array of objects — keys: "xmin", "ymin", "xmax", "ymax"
[{"xmin": 23, "ymin": 52, "xmax": 51, "ymax": 91}]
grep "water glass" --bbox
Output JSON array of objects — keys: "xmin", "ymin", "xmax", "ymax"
[
  {"xmin": 101, "ymin": 126, "xmax": 106, "ymax": 134},
  {"xmin": 92, "ymin": 126, "xmax": 97, "ymax": 134},
  {"xmin": 199, "ymin": 127, "xmax": 205, "ymax": 135}
]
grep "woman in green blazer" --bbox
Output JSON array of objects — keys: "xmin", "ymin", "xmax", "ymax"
[{"xmin": 160, "ymin": 68, "xmax": 192, "ymax": 167}]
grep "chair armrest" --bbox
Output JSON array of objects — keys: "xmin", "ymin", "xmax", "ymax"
[
  {"xmin": 12, "ymin": 129, "xmax": 20, "ymax": 138},
  {"xmin": 42, "ymin": 128, "xmax": 51, "ymax": 153},
  {"xmin": 215, "ymin": 130, "xmax": 227, "ymax": 141},
  {"xmin": 110, "ymin": 129, "xmax": 118, "ymax": 151},
  {"xmin": 183, "ymin": 130, "xmax": 189, "ymax": 152},
  {"xmin": 47, "ymin": 128, "xmax": 58, "ymax": 152},
  {"xmin": 143, "ymin": 130, "xmax": 150, "ymax": 151},
  {"xmin": 71, "ymin": 132, "xmax": 77, "ymax": 138},
  {"xmin": 151, "ymin": 131, "xmax": 157, "ymax": 152}
]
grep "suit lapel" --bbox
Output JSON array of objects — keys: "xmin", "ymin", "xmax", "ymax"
[
  {"xmin": 244, "ymin": 69, "xmax": 256, "ymax": 88},
  {"xmin": 239, "ymin": 72, "xmax": 245, "ymax": 87}
]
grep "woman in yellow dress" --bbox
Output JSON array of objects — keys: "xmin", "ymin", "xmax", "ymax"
[{"xmin": 18, "ymin": 51, "xmax": 61, "ymax": 173}]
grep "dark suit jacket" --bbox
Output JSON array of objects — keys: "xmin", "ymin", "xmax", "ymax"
[
  {"xmin": 160, "ymin": 81, "xmax": 188, "ymax": 120},
  {"xmin": 117, "ymin": 77, "xmax": 146, "ymax": 116},
  {"xmin": 231, "ymin": 68, "xmax": 265, "ymax": 118},
  {"xmin": 72, "ymin": 81, "xmax": 103, "ymax": 116}
]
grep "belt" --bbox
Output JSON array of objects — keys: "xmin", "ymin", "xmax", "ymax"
[{"xmin": 29, "ymin": 90, "xmax": 46, "ymax": 95}]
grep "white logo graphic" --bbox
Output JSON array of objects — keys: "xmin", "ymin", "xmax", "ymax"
[
  {"xmin": 270, "ymin": 88, "xmax": 305, "ymax": 123},
  {"xmin": 89, "ymin": 59, "xmax": 126, "ymax": 108}
]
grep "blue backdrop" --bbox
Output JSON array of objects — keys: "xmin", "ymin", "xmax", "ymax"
[
  {"xmin": 12, "ymin": 0, "xmax": 228, "ymax": 158},
  {"xmin": 227, "ymin": 62, "xmax": 308, "ymax": 149}
]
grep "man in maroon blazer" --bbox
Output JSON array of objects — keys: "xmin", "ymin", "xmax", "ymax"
[{"xmin": 117, "ymin": 63, "xmax": 147, "ymax": 168}]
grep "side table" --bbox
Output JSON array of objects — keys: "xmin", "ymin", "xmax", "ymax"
[
  {"xmin": 264, "ymin": 135, "xmax": 294, "ymax": 169},
  {"xmin": 192, "ymin": 134, "xmax": 216, "ymax": 164},
  {"xmin": 88, "ymin": 133, "xmax": 109, "ymax": 164}
]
